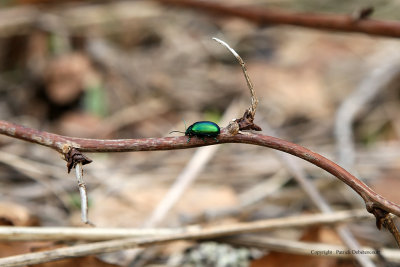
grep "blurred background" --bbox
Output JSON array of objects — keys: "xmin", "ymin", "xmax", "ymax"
[{"xmin": 0, "ymin": 0, "xmax": 400, "ymax": 266}]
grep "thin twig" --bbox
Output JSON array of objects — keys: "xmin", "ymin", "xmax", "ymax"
[
  {"xmin": 74, "ymin": 162, "xmax": 93, "ymax": 225},
  {"xmin": 0, "ymin": 227, "xmax": 182, "ymax": 241},
  {"xmin": 212, "ymin": 38, "xmax": 261, "ymax": 132},
  {"xmin": 212, "ymin": 38, "xmax": 258, "ymax": 118},
  {"xmin": 158, "ymin": 0, "xmax": 400, "ymax": 38},
  {"xmin": 0, "ymin": 210, "xmax": 377, "ymax": 266},
  {"xmin": 382, "ymin": 214, "xmax": 400, "ymax": 246},
  {"xmin": 0, "ymin": 209, "xmax": 371, "ymax": 241},
  {"xmin": 2, "ymin": 2, "xmax": 400, "ymax": 38}
]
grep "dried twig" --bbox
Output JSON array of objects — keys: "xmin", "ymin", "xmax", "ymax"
[
  {"xmin": 212, "ymin": 38, "xmax": 257, "ymax": 118},
  {"xmin": 383, "ymin": 215, "xmax": 400, "ymax": 246},
  {"xmin": 0, "ymin": 209, "xmax": 371, "ymax": 241},
  {"xmin": 158, "ymin": 0, "xmax": 400, "ymax": 38},
  {"xmin": 1, "ymin": 2, "xmax": 400, "ymax": 39},
  {"xmin": 74, "ymin": 162, "xmax": 93, "ymax": 225},
  {"xmin": 0, "ymin": 226, "xmax": 182, "ymax": 241},
  {"xmin": 63, "ymin": 148, "xmax": 93, "ymax": 224},
  {"xmin": 0, "ymin": 210, "xmax": 378, "ymax": 267},
  {"xmin": 212, "ymin": 37, "xmax": 261, "ymax": 132}
]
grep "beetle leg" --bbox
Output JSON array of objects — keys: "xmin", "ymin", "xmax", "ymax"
[{"xmin": 187, "ymin": 137, "xmax": 191, "ymax": 143}]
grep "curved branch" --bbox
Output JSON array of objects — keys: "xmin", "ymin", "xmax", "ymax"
[
  {"xmin": 1, "ymin": 119, "xmax": 400, "ymax": 219},
  {"xmin": 158, "ymin": 0, "xmax": 400, "ymax": 38}
]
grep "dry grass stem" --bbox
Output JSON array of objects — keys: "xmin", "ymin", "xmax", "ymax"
[
  {"xmin": 0, "ymin": 209, "xmax": 371, "ymax": 241},
  {"xmin": 74, "ymin": 163, "xmax": 92, "ymax": 225},
  {"xmin": 0, "ymin": 210, "xmax": 374, "ymax": 266},
  {"xmin": 212, "ymin": 37, "xmax": 258, "ymax": 118}
]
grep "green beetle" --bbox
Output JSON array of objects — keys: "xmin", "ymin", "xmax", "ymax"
[{"xmin": 170, "ymin": 121, "xmax": 220, "ymax": 142}]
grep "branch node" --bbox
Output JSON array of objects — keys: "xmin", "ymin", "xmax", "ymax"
[
  {"xmin": 366, "ymin": 201, "xmax": 400, "ymax": 246},
  {"xmin": 351, "ymin": 6, "xmax": 374, "ymax": 22},
  {"xmin": 235, "ymin": 109, "xmax": 262, "ymax": 132},
  {"xmin": 65, "ymin": 147, "xmax": 92, "ymax": 173},
  {"xmin": 226, "ymin": 120, "xmax": 240, "ymax": 135},
  {"xmin": 366, "ymin": 202, "xmax": 386, "ymax": 229},
  {"xmin": 383, "ymin": 215, "xmax": 400, "ymax": 246},
  {"xmin": 62, "ymin": 143, "xmax": 71, "ymax": 154}
]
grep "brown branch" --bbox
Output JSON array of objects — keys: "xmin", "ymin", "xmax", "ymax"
[
  {"xmin": 1, "ymin": 119, "xmax": 400, "ymax": 223},
  {"xmin": 157, "ymin": 0, "xmax": 400, "ymax": 38}
]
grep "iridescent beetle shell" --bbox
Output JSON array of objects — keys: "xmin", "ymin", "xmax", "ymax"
[{"xmin": 185, "ymin": 121, "xmax": 220, "ymax": 137}]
